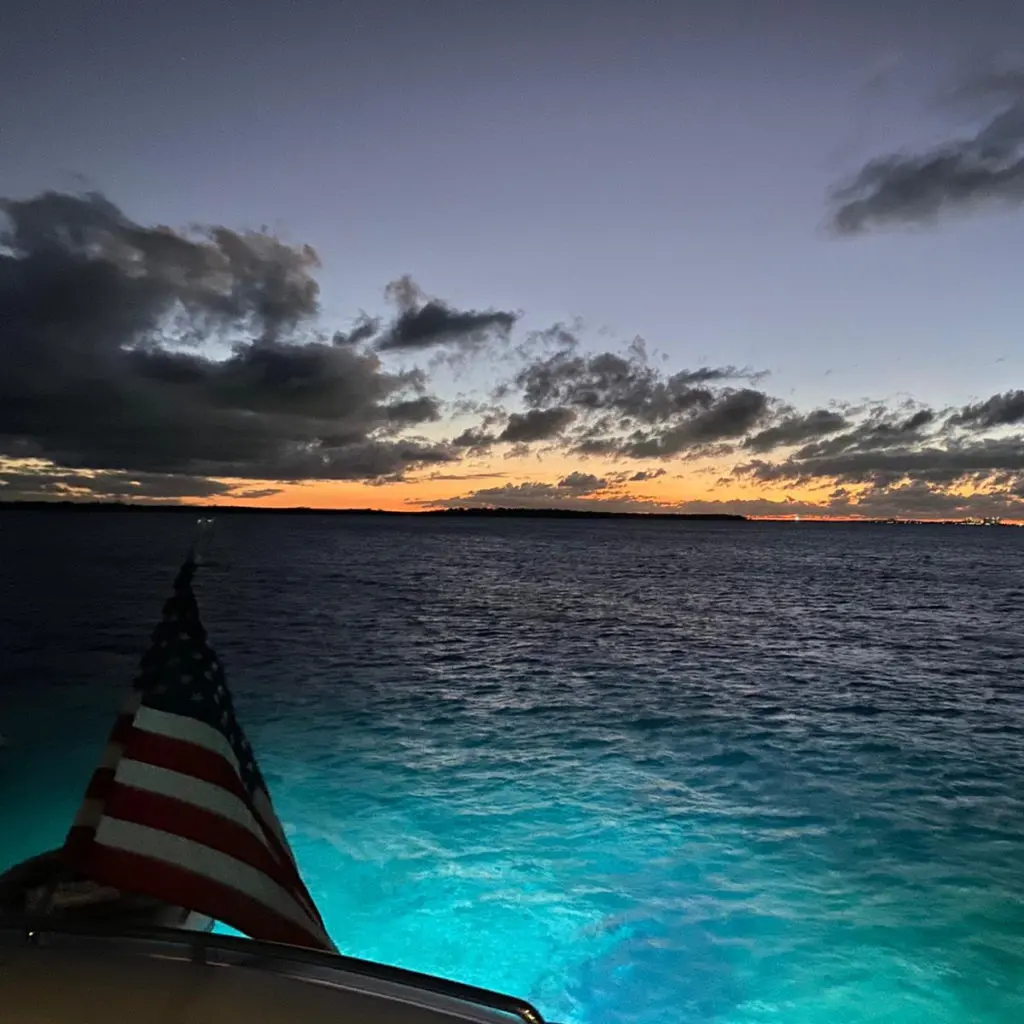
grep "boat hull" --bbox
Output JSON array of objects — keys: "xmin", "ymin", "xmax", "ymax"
[
  {"xmin": 0, "ymin": 849, "xmax": 213, "ymax": 933},
  {"xmin": 0, "ymin": 922, "xmax": 549, "ymax": 1024}
]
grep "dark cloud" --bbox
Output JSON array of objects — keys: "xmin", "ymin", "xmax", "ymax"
[
  {"xmin": 449, "ymin": 426, "xmax": 497, "ymax": 455},
  {"xmin": 0, "ymin": 190, "xmax": 454, "ymax": 485},
  {"xmin": 629, "ymin": 468, "xmax": 667, "ymax": 481},
  {"xmin": 509, "ymin": 341, "xmax": 772, "ymax": 460},
  {"xmin": 722, "ymin": 391, "xmax": 1024, "ymax": 519},
  {"xmin": 425, "ymin": 471, "xmax": 508, "ymax": 482},
  {"xmin": 376, "ymin": 275, "xmax": 519, "ymax": 352},
  {"xmin": 745, "ymin": 409, "xmax": 849, "ymax": 453},
  {"xmin": 431, "ymin": 470, "xmax": 612, "ymax": 505},
  {"xmin": 509, "ymin": 322, "xmax": 583, "ymax": 367},
  {"xmin": 498, "ymin": 407, "xmax": 576, "ymax": 443},
  {"xmin": 573, "ymin": 435, "xmax": 623, "ymax": 457},
  {"xmin": 557, "ymin": 472, "xmax": 608, "ymax": 493},
  {"xmin": 830, "ymin": 69, "xmax": 1024, "ymax": 233},
  {"xmin": 0, "ymin": 464, "xmax": 253, "ymax": 501},
  {"xmin": 737, "ymin": 436, "xmax": 1024, "ymax": 488},
  {"xmin": 833, "ymin": 479, "xmax": 1024, "ymax": 521},
  {"xmin": 430, "ymin": 480, "xmax": 653, "ymax": 512},
  {"xmin": 621, "ymin": 389, "xmax": 772, "ymax": 458},
  {"xmin": 785, "ymin": 407, "xmax": 938, "ymax": 463},
  {"xmin": 379, "ymin": 301, "xmax": 518, "ymax": 352},
  {"xmin": 233, "ymin": 487, "xmax": 283, "ymax": 500},
  {"xmin": 383, "ymin": 396, "xmax": 443, "ymax": 427},
  {"xmin": 383, "ymin": 274, "xmax": 424, "ymax": 312},
  {"xmin": 901, "ymin": 408, "xmax": 937, "ymax": 432},
  {"xmin": 332, "ymin": 316, "xmax": 380, "ymax": 346},
  {"xmin": 949, "ymin": 390, "xmax": 1024, "ymax": 429},
  {"xmin": 453, "ymin": 481, "xmax": 566, "ymax": 504},
  {"xmin": 0, "ymin": 191, "xmax": 323, "ymax": 343},
  {"xmin": 513, "ymin": 343, "xmax": 745, "ymax": 424},
  {"xmin": 262, "ymin": 440, "xmax": 453, "ymax": 482}
]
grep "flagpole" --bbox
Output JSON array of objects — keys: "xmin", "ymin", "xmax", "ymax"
[{"xmin": 188, "ymin": 515, "xmax": 216, "ymax": 567}]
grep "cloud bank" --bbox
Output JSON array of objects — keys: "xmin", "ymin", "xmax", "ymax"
[
  {"xmin": 0, "ymin": 192, "xmax": 492, "ymax": 491},
  {"xmin": 2, "ymin": 188, "xmax": 1023, "ymax": 518},
  {"xmin": 830, "ymin": 68, "xmax": 1024, "ymax": 232}
]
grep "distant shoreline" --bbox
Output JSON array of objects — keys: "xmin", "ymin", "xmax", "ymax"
[
  {"xmin": 0, "ymin": 500, "xmax": 745, "ymax": 522},
  {"xmin": 0, "ymin": 500, "xmax": 1019, "ymax": 525}
]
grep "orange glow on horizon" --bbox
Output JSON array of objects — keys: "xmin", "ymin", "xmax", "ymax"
[
  {"xmin": 5, "ymin": 454, "xmax": 1020, "ymax": 523},
  {"xmin": 199, "ymin": 457, "xmax": 793, "ymax": 511}
]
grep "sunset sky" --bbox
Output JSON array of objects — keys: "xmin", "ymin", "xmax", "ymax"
[{"xmin": 2, "ymin": 0, "xmax": 1024, "ymax": 519}]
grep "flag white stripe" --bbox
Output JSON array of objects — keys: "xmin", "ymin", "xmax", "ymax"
[
  {"xmin": 126, "ymin": 706, "xmax": 320, "ymax": 918},
  {"xmin": 71, "ymin": 742, "xmax": 127, "ymax": 829},
  {"xmin": 133, "ymin": 705, "xmax": 242, "ymax": 774},
  {"xmin": 93, "ymin": 817, "xmax": 332, "ymax": 949},
  {"xmin": 132, "ymin": 706, "xmax": 294, "ymax": 865},
  {"xmin": 137, "ymin": 707, "xmax": 296, "ymax": 848},
  {"xmin": 70, "ymin": 693, "xmax": 140, "ymax": 831},
  {"xmin": 113, "ymin": 759, "xmax": 270, "ymax": 850}
]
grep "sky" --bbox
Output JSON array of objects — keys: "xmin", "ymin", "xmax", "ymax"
[{"xmin": 2, "ymin": 0, "xmax": 1024, "ymax": 519}]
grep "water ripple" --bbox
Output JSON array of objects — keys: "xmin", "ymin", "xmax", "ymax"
[{"xmin": 2, "ymin": 514, "xmax": 1024, "ymax": 1022}]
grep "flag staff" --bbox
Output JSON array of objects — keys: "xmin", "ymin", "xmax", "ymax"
[{"xmin": 190, "ymin": 516, "xmax": 216, "ymax": 562}]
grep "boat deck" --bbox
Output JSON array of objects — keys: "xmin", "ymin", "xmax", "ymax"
[{"xmin": 0, "ymin": 924, "xmax": 546, "ymax": 1024}]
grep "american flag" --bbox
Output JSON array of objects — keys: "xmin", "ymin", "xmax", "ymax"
[{"xmin": 63, "ymin": 555, "xmax": 337, "ymax": 953}]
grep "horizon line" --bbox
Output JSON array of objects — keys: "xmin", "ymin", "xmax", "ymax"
[{"xmin": 1, "ymin": 499, "xmax": 1020, "ymax": 526}]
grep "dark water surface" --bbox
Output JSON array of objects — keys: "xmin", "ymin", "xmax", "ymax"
[{"xmin": 2, "ymin": 512, "xmax": 1023, "ymax": 1023}]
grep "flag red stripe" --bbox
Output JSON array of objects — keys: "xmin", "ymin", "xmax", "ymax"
[
  {"xmin": 121, "ymin": 727, "xmax": 325, "ymax": 926},
  {"xmin": 63, "ymin": 711, "xmax": 135, "ymax": 847},
  {"xmin": 82, "ymin": 845, "xmax": 330, "ymax": 952},
  {"xmin": 123, "ymin": 729, "xmax": 251, "ymax": 811},
  {"xmin": 101, "ymin": 784, "xmax": 309, "ymax": 910},
  {"xmin": 63, "ymin": 764, "xmax": 118, "ymax": 865}
]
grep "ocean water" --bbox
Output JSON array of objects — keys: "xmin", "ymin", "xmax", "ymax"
[{"xmin": 1, "ymin": 512, "xmax": 1023, "ymax": 1024}]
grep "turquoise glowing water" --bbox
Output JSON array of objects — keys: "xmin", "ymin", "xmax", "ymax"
[{"xmin": 2, "ymin": 512, "xmax": 1024, "ymax": 1022}]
